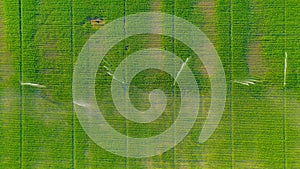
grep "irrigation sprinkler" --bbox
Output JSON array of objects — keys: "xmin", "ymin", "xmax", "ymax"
[
  {"xmin": 284, "ymin": 52, "xmax": 287, "ymax": 87},
  {"xmin": 173, "ymin": 57, "xmax": 191, "ymax": 86},
  {"xmin": 234, "ymin": 79, "xmax": 260, "ymax": 86},
  {"xmin": 21, "ymin": 82, "xmax": 46, "ymax": 88}
]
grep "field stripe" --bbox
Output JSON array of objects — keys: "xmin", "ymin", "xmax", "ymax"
[
  {"xmin": 229, "ymin": 0, "xmax": 233, "ymax": 168},
  {"xmin": 283, "ymin": 0, "xmax": 287, "ymax": 168},
  {"xmin": 17, "ymin": 0, "xmax": 23, "ymax": 167},
  {"xmin": 123, "ymin": 0, "xmax": 128, "ymax": 167},
  {"xmin": 70, "ymin": 0, "xmax": 75, "ymax": 168}
]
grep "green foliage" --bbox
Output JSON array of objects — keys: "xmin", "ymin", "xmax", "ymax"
[
  {"xmin": 2, "ymin": 0, "xmax": 300, "ymax": 168},
  {"xmin": 3, "ymin": 0, "xmax": 20, "ymax": 74},
  {"xmin": 213, "ymin": 0, "xmax": 233, "ymax": 89}
]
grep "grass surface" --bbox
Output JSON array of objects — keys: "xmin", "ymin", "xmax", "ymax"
[{"xmin": 1, "ymin": 0, "xmax": 300, "ymax": 168}]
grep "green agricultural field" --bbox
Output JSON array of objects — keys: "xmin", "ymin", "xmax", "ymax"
[{"xmin": 1, "ymin": 0, "xmax": 299, "ymax": 168}]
